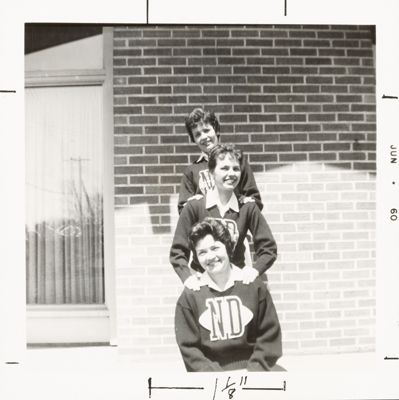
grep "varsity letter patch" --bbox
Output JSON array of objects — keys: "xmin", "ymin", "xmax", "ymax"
[
  {"xmin": 199, "ymin": 295, "xmax": 253, "ymax": 341},
  {"xmin": 198, "ymin": 169, "xmax": 215, "ymax": 195}
]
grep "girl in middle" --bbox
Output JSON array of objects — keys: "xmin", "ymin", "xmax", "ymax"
[{"xmin": 170, "ymin": 144, "xmax": 277, "ymax": 290}]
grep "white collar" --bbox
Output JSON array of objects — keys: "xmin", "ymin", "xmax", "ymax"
[
  {"xmin": 195, "ymin": 152, "xmax": 209, "ymax": 163},
  {"xmin": 206, "ymin": 189, "xmax": 239, "ymax": 215},
  {"xmin": 198, "ymin": 265, "xmax": 244, "ymax": 292}
]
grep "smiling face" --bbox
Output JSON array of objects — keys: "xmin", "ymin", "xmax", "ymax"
[
  {"xmin": 211, "ymin": 154, "xmax": 241, "ymax": 193},
  {"xmin": 195, "ymin": 234, "xmax": 231, "ymax": 279},
  {"xmin": 191, "ymin": 121, "xmax": 219, "ymax": 154}
]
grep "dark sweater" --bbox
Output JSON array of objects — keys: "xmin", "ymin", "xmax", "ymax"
[
  {"xmin": 177, "ymin": 155, "xmax": 263, "ymax": 214},
  {"xmin": 175, "ymin": 275, "xmax": 282, "ymax": 372},
  {"xmin": 169, "ymin": 198, "xmax": 277, "ymax": 283}
]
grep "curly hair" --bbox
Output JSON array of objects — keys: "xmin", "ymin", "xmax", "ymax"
[
  {"xmin": 185, "ymin": 107, "xmax": 221, "ymax": 143},
  {"xmin": 208, "ymin": 144, "xmax": 242, "ymax": 173},
  {"xmin": 189, "ymin": 218, "xmax": 235, "ymax": 261}
]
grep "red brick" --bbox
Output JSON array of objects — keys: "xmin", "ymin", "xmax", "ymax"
[
  {"xmin": 323, "ymin": 104, "xmax": 350, "ymax": 112},
  {"xmin": 234, "ymin": 85, "xmax": 262, "ymax": 93},
  {"xmin": 231, "ymin": 30, "xmax": 260, "ymax": 37},
  {"xmin": 114, "ymin": 106, "xmax": 142, "ymax": 114},
  {"xmin": 216, "ymin": 39, "xmax": 244, "ymax": 47},
  {"xmin": 332, "ymin": 40, "xmax": 360, "ymax": 48},
  {"xmin": 129, "ymin": 116, "xmax": 157, "ymax": 124},
  {"xmin": 204, "ymin": 48, "xmax": 231, "ymax": 56},
  {"xmin": 333, "ymin": 58, "xmax": 360, "ymax": 66},
  {"xmin": 279, "ymin": 114, "xmax": 306, "ymax": 122},
  {"xmin": 249, "ymin": 114, "xmax": 277, "ymax": 122},
  {"xmin": 306, "ymin": 76, "xmax": 333, "ymax": 84},
  {"xmin": 277, "ymin": 95, "xmax": 305, "ymax": 102},
  {"xmin": 158, "ymin": 96, "xmax": 187, "ymax": 104},
  {"xmin": 294, "ymin": 105, "xmax": 321, "ymax": 112},
  {"xmin": 188, "ymin": 57, "xmax": 217, "ymax": 66},
  {"xmin": 233, "ymin": 66, "xmax": 261, "ymax": 74},
  {"xmin": 303, "ymin": 39, "xmax": 331, "ymax": 47},
  {"xmin": 172, "ymin": 29, "xmax": 200, "ymax": 38},
  {"xmin": 352, "ymin": 123, "xmax": 376, "ymax": 131},
  {"xmin": 293, "ymin": 85, "xmax": 320, "ymax": 93},
  {"xmin": 262, "ymin": 67, "xmax": 290, "ymax": 74},
  {"xmin": 245, "ymin": 57, "xmax": 274, "ymax": 66},
  {"xmin": 306, "ymin": 95, "xmax": 334, "ymax": 103},
  {"xmin": 129, "ymin": 96, "xmax": 156, "ymax": 104},
  {"xmin": 219, "ymin": 76, "xmax": 246, "ymax": 84},
  {"xmin": 144, "ymin": 85, "xmax": 172, "ymax": 94},
  {"xmin": 289, "ymin": 30, "xmax": 316, "ymax": 38},
  {"xmin": 115, "ymin": 186, "xmax": 144, "ymax": 195},
  {"xmin": 204, "ymin": 66, "xmax": 232, "ymax": 75},
  {"xmin": 305, "ymin": 58, "xmax": 332, "ymax": 65},
  {"xmin": 129, "ymin": 195, "xmax": 159, "ymax": 205},
  {"xmin": 309, "ymin": 114, "xmax": 336, "ymax": 122},
  {"xmin": 143, "ymin": 30, "xmax": 171, "ymax": 38},
  {"xmin": 233, "ymin": 48, "xmax": 260, "ymax": 56},
  {"xmin": 320, "ymin": 85, "xmax": 348, "ymax": 93},
  {"xmin": 173, "ymin": 67, "xmax": 201, "ymax": 75},
  {"xmin": 114, "ymin": 67, "xmax": 141, "ymax": 76},
  {"xmin": 143, "ymin": 47, "xmax": 172, "ymax": 56},
  {"xmin": 144, "ymin": 106, "xmax": 173, "ymax": 114},
  {"xmin": 275, "ymin": 39, "xmax": 302, "ymax": 47},
  {"xmin": 262, "ymin": 48, "xmax": 289, "ymax": 56},
  {"xmin": 260, "ymin": 30, "xmax": 288, "ymax": 38},
  {"xmin": 114, "ymin": 30, "xmax": 142, "ymax": 38},
  {"xmin": 145, "ymin": 165, "xmax": 174, "ymax": 174},
  {"xmin": 317, "ymin": 31, "xmax": 344, "ymax": 39}
]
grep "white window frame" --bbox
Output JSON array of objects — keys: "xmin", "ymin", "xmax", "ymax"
[{"xmin": 25, "ymin": 27, "xmax": 116, "ymax": 345}]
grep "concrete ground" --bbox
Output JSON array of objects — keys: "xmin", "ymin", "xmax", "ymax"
[{"xmin": 19, "ymin": 345, "xmax": 377, "ymax": 372}]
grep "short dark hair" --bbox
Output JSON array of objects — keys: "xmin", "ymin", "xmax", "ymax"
[
  {"xmin": 189, "ymin": 218, "xmax": 235, "ymax": 261},
  {"xmin": 208, "ymin": 144, "xmax": 242, "ymax": 173},
  {"xmin": 185, "ymin": 107, "xmax": 220, "ymax": 143}
]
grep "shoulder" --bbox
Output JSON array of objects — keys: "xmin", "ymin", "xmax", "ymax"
[
  {"xmin": 177, "ymin": 287, "xmax": 197, "ymax": 308},
  {"xmin": 181, "ymin": 197, "xmax": 205, "ymax": 213},
  {"xmin": 231, "ymin": 278, "xmax": 268, "ymax": 303},
  {"xmin": 182, "ymin": 162, "xmax": 197, "ymax": 175},
  {"xmin": 244, "ymin": 277, "xmax": 269, "ymax": 298},
  {"xmin": 186, "ymin": 197, "xmax": 206, "ymax": 211},
  {"xmin": 239, "ymin": 200, "xmax": 258, "ymax": 214}
]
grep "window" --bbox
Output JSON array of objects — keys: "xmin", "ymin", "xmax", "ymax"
[{"xmin": 25, "ymin": 26, "xmax": 115, "ymax": 344}]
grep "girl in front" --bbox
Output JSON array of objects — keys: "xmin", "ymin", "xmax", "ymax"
[{"xmin": 174, "ymin": 218, "xmax": 282, "ymax": 371}]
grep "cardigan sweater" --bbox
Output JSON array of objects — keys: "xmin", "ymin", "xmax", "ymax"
[
  {"xmin": 177, "ymin": 155, "xmax": 263, "ymax": 214},
  {"xmin": 169, "ymin": 197, "xmax": 277, "ymax": 283},
  {"xmin": 175, "ymin": 272, "xmax": 282, "ymax": 372}
]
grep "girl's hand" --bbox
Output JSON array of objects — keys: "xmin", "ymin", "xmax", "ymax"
[
  {"xmin": 241, "ymin": 266, "xmax": 259, "ymax": 284},
  {"xmin": 184, "ymin": 275, "xmax": 201, "ymax": 291},
  {"xmin": 239, "ymin": 195, "xmax": 255, "ymax": 204},
  {"xmin": 187, "ymin": 194, "xmax": 204, "ymax": 202}
]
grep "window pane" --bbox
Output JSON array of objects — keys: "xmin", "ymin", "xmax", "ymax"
[{"xmin": 25, "ymin": 86, "xmax": 104, "ymax": 304}]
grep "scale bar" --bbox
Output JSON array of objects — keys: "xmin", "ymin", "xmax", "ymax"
[
  {"xmin": 148, "ymin": 378, "xmax": 204, "ymax": 398},
  {"xmin": 243, "ymin": 387, "xmax": 285, "ymax": 391},
  {"xmin": 243, "ymin": 380, "xmax": 286, "ymax": 391},
  {"xmin": 151, "ymin": 386, "xmax": 204, "ymax": 390}
]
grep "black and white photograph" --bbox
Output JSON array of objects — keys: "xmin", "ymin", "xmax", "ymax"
[{"xmin": 1, "ymin": 0, "xmax": 399, "ymax": 399}]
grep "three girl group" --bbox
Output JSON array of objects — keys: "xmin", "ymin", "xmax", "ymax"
[{"xmin": 169, "ymin": 108, "xmax": 282, "ymax": 372}]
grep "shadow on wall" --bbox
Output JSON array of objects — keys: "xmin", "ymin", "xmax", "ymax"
[
  {"xmin": 134, "ymin": 156, "xmax": 376, "ymax": 237},
  {"xmin": 115, "ymin": 161, "xmax": 376, "ymax": 356}
]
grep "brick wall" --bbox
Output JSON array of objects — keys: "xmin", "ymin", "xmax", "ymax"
[{"xmin": 112, "ymin": 25, "xmax": 376, "ymax": 361}]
